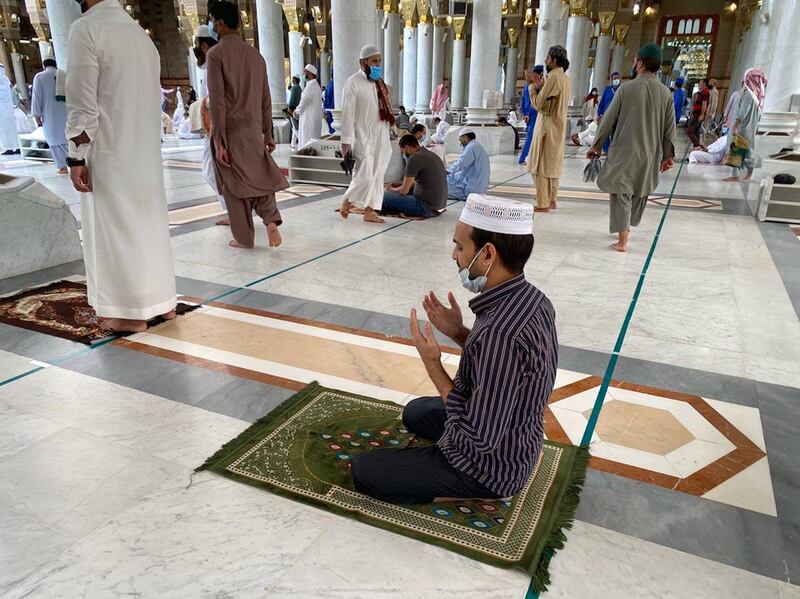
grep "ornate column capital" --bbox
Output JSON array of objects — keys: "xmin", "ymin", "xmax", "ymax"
[
  {"xmin": 568, "ymin": 0, "xmax": 589, "ymax": 18},
  {"xmin": 507, "ymin": 27, "xmax": 520, "ymax": 48},
  {"xmin": 280, "ymin": 2, "xmax": 301, "ymax": 33},
  {"xmin": 599, "ymin": 11, "xmax": 615, "ymax": 35},
  {"xmin": 383, "ymin": 0, "xmax": 399, "ymax": 13},
  {"xmin": 416, "ymin": 0, "xmax": 431, "ymax": 23},
  {"xmin": 400, "ymin": 0, "xmax": 417, "ymax": 27},
  {"xmin": 451, "ymin": 15, "xmax": 467, "ymax": 40},
  {"xmin": 613, "ymin": 23, "xmax": 630, "ymax": 46}
]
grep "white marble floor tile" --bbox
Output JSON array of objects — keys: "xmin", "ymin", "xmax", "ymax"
[
  {"xmin": 0, "ymin": 349, "xmax": 39, "ymax": 382},
  {"xmin": 0, "ymin": 407, "xmax": 67, "ymax": 459},
  {"xmin": 702, "ymin": 457, "xmax": 778, "ymax": 517}
]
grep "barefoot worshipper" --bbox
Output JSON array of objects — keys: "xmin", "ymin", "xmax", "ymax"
[
  {"xmin": 31, "ymin": 55, "xmax": 68, "ymax": 174},
  {"xmin": 352, "ymin": 195, "xmax": 558, "ymax": 504},
  {"xmin": 66, "ymin": 0, "xmax": 176, "ymax": 333},
  {"xmin": 339, "ymin": 44, "xmax": 394, "ymax": 224},
  {"xmin": 206, "ymin": 1, "xmax": 288, "ymax": 249},
  {"xmin": 587, "ymin": 43, "xmax": 676, "ymax": 253},
  {"xmin": 381, "ymin": 134, "xmax": 447, "ymax": 219},
  {"xmin": 446, "ymin": 128, "xmax": 491, "ymax": 201}
]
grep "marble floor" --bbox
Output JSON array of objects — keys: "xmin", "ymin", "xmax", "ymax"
[{"xmin": 1, "ymin": 134, "xmax": 799, "ymax": 599}]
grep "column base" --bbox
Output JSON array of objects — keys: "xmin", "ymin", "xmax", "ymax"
[
  {"xmin": 465, "ymin": 107, "xmax": 500, "ymax": 125},
  {"xmin": 272, "ymin": 118, "xmax": 292, "ymax": 144},
  {"xmin": 444, "ymin": 124, "xmax": 514, "ymax": 156}
]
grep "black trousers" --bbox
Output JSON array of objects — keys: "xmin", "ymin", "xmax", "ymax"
[
  {"xmin": 687, "ymin": 117, "xmax": 703, "ymax": 146},
  {"xmin": 351, "ymin": 396, "xmax": 501, "ymax": 505}
]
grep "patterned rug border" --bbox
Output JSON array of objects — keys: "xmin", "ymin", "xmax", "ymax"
[{"xmin": 197, "ymin": 382, "xmax": 588, "ymax": 592}]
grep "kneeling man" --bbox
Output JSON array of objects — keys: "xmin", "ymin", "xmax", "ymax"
[
  {"xmin": 382, "ymin": 134, "xmax": 447, "ymax": 219},
  {"xmin": 352, "ymin": 195, "xmax": 558, "ymax": 504}
]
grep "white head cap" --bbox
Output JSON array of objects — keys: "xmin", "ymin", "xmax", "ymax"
[
  {"xmin": 359, "ymin": 44, "xmax": 381, "ymax": 60},
  {"xmin": 195, "ymin": 24, "xmax": 211, "ymax": 40},
  {"xmin": 459, "ymin": 194, "xmax": 534, "ymax": 236},
  {"xmin": 304, "ymin": 64, "xmax": 318, "ymax": 76},
  {"xmin": 458, "ymin": 127, "xmax": 474, "ymax": 137}
]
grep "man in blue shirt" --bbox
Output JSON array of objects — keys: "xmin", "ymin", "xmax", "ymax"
[
  {"xmin": 323, "ymin": 72, "xmax": 335, "ymax": 134},
  {"xmin": 446, "ymin": 128, "xmax": 490, "ymax": 200},
  {"xmin": 672, "ymin": 78, "xmax": 686, "ymax": 125},
  {"xmin": 518, "ymin": 65, "xmax": 543, "ymax": 165},
  {"xmin": 597, "ymin": 71, "xmax": 621, "ymax": 154}
]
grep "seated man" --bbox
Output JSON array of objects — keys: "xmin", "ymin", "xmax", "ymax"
[
  {"xmin": 382, "ymin": 134, "xmax": 447, "ymax": 219},
  {"xmin": 498, "ymin": 116, "xmax": 519, "ymax": 151},
  {"xmin": 351, "ymin": 195, "xmax": 557, "ymax": 504},
  {"xmin": 177, "ymin": 109, "xmax": 203, "ymax": 139},
  {"xmin": 395, "ymin": 105, "xmax": 411, "ymax": 131},
  {"xmin": 430, "ymin": 116, "xmax": 450, "ymax": 144},
  {"xmin": 569, "ymin": 120, "xmax": 597, "ymax": 147},
  {"xmin": 688, "ymin": 134, "xmax": 727, "ymax": 164},
  {"xmin": 446, "ymin": 128, "xmax": 490, "ymax": 200},
  {"xmin": 411, "ymin": 123, "xmax": 427, "ymax": 143}
]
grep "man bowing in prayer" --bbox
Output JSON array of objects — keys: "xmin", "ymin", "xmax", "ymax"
[
  {"xmin": 351, "ymin": 195, "xmax": 558, "ymax": 504},
  {"xmin": 446, "ymin": 128, "xmax": 490, "ymax": 200},
  {"xmin": 587, "ymin": 43, "xmax": 675, "ymax": 253},
  {"xmin": 339, "ymin": 44, "xmax": 394, "ymax": 224},
  {"xmin": 66, "ymin": 0, "xmax": 176, "ymax": 333},
  {"xmin": 31, "ymin": 55, "xmax": 68, "ymax": 173},
  {"xmin": 294, "ymin": 64, "xmax": 323, "ymax": 149},
  {"xmin": 206, "ymin": 1, "xmax": 288, "ymax": 249}
]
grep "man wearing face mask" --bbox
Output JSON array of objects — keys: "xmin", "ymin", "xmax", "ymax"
[
  {"xmin": 339, "ymin": 44, "xmax": 395, "ymax": 224},
  {"xmin": 351, "ymin": 195, "xmax": 557, "ymax": 504},
  {"xmin": 381, "ymin": 134, "xmax": 447, "ymax": 219},
  {"xmin": 446, "ymin": 128, "xmax": 490, "ymax": 201},
  {"xmin": 596, "ymin": 71, "xmax": 621, "ymax": 154},
  {"xmin": 587, "ymin": 43, "xmax": 675, "ymax": 253},
  {"xmin": 206, "ymin": 1, "xmax": 288, "ymax": 249},
  {"xmin": 66, "ymin": 0, "xmax": 176, "ymax": 333}
]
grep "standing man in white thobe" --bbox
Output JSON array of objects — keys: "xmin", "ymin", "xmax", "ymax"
[
  {"xmin": 66, "ymin": 0, "xmax": 176, "ymax": 333},
  {"xmin": 31, "ymin": 56, "xmax": 68, "ymax": 173},
  {"xmin": 294, "ymin": 64, "xmax": 323, "ymax": 149},
  {"xmin": 0, "ymin": 64, "xmax": 20, "ymax": 154},
  {"xmin": 339, "ymin": 44, "xmax": 394, "ymax": 224}
]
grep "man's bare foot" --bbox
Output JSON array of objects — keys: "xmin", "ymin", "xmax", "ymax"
[
  {"xmin": 56, "ymin": 167, "xmax": 68, "ymax": 174},
  {"xmin": 364, "ymin": 207, "xmax": 385, "ymax": 223},
  {"xmin": 267, "ymin": 223, "xmax": 282, "ymax": 247},
  {"xmin": 549, "ymin": 201, "xmax": 557, "ymax": 210},
  {"xmin": 340, "ymin": 199, "xmax": 352, "ymax": 219},
  {"xmin": 100, "ymin": 318, "xmax": 148, "ymax": 333},
  {"xmin": 534, "ymin": 207, "xmax": 550, "ymax": 212},
  {"xmin": 610, "ymin": 242, "xmax": 627, "ymax": 252},
  {"xmin": 216, "ymin": 218, "xmax": 230, "ymax": 226},
  {"xmin": 229, "ymin": 239, "xmax": 254, "ymax": 249},
  {"xmin": 161, "ymin": 310, "xmax": 176, "ymax": 320}
]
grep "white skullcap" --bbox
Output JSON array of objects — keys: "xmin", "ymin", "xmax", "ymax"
[
  {"xmin": 195, "ymin": 24, "xmax": 211, "ymax": 39},
  {"xmin": 459, "ymin": 127, "xmax": 474, "ymax": 137},
  {"xmin": 459, "ymin": 194, "xmax": 534, "ymax": 236},
  {"xmin": 359, "ymin": 44, "xmax": 381, "ymax": 59},
  {"xmin": 304, "ymin": 64, "xmax": 318, "ymax": 76}
]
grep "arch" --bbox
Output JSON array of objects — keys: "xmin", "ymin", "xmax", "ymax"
[
  {"xmin": 678, "ymin": 19, "xmax": 685, "ymax": 34},
  {"xmin": 692, "ymin": 18, "xmax": 700, "ymax": 34},
  {"xmin": 705, "ymin": 17, "xmax": 713, "ymax": 34},
  {"xmin": 665, "ymin": 19, "xmax": 673, "ymax": 35}
]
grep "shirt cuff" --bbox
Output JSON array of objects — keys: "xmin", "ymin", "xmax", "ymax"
[{"xmin": 68, "ymin": 139, "xmax": 89, "ymax": 161}]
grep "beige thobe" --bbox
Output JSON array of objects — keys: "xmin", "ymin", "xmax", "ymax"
[
  {"xmin": 526, "ymin": 67, "xmax": 570, "ymax": 208},
  {"xmin": 207, "ymin": 34, "xmax": 288, "ymax": 247}
]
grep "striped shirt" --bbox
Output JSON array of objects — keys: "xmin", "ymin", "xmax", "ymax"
[{"xmin": 437, "ymin": 275, "xmax": 558, "ymax": 496}]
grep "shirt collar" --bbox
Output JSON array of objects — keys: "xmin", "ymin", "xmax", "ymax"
[{"xmin": 468, "ymin": 274, "xmax": 527, "ymax": 315}]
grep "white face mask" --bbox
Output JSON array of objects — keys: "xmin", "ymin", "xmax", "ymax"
[
  {"xmin": 458, "ymin": 245, "xmax": 493, "ymax": 294},
  {"xmin": 612, "ymin": 78, "xmax": 620, "ymax": 86}
]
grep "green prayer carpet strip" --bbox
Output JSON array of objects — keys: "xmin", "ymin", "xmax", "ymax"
[{"xmin": 198, "ymin": 383, "xmax": 588, "ymax": 592}]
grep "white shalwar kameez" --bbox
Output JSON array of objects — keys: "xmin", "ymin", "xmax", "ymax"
[
  {"xmin": 197, "ymin": 64, "xmax": 226, "ymax": 211},
  {"xmin": 340, "ymin": 70, "xmax": 391, "ymax": 211},
  {"xmin": 0, "ymin": 66, "xmax": 19, "ymax": 151},
  {"xmin": 295, "ymin": 78, "xmax": 323, "ymax": 149},
  {"xmin": 172, "ymin": 88, "xmax": 184, "ymax": 130},
  {"xmin": 66, "ymin": 0, "xmax": 176, "ymax": 321}
]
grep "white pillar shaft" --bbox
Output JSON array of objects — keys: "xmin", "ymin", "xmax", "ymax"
[
  {"xmin": 256, "ymin": 0, "xmax": 288, "ymax": 114},
  {"xmin": 332, "ymin": 0, "xmax": 376, "ymax": 112},
  {"xmin": 765, "ymin": 0, "xmax": 800, "ymax": 112},
  {"xmin": 384, "ymin": 14, "xmax": 401, "ymax": 105},
  {"xmin": 376, "ymin": 10, "xmax": 385, "ymax": 55},
  {"xmin": 565, "ymin": 15, "xmax": 591, "ymax": 104},
  {"xmin": 431, "ymin": 23, "xmax": 446, "ymax": 92},
  {"xmin": 451, "ymin": 38, "xmax": 467, "ymax": 109},
  {"xmin": 611, "ymin": 44, "xmax": 625, "ymax": 80},
  {"xmin": 38, "ymin": 41, "xmax": 53, "ymax": 62},
  {"xmin": 503, "ymin": 49, "xmax": 518, "ymax": 106},
  {"xmin": 48, "ymin": 0, "xmax": 81, "ymax": 70},
  {"xmin": 11, "ymin": 53, "xmax": 27, "ymax": 100},
  {"xmin": 592, "ymin": 34, "xmax": 612, "ymax": 91},
  {"xmin": 399, "ymin": 49, "xmax": 404, "ymax": 100},
  {"xmin": 187, "ymin": 50, "xmax": 198, "ymax": 93},
  {"xmin": 402, "ymin": 27, "xmax": 417, "ymax": 109},
  {"xmin": 319, "ymin": 52, "xmax": 330, "ymax": 87},
  {"xmin": 288, "ymin": 31, "xmax": 305, "ymax": 81},
  {"xmin": 467, "ymin": 0, "xmax": 502, "ymax": 119},
  {"xmin": 415, "ymin": 22, "xmax": 433, "ymax": 112},
  {"xmin": 535, "ymin": 0, "xmax": 561, "ymax": 65}
]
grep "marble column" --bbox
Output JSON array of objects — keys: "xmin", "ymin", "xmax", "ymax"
[
  {"xmin": 742, "ymin": 0, "xmax": 780, "ymax": 92},
  {"xmin": 535, "ymin": 0, "xmax": 561, "ymax": 65},
  {"xmin": 565, "ymin": 14, "xmax": 591, "ymax": 103},
  {"xmin": 402, "ymin": 26, "xmax": 417, "ymax": 109},
  {"xmin": 503, "ymin": 48, "xmax": 519, "ymax": 106},
  {"xmin": 288, "ymin": 31, "xmax": 305, "ymax": 81},
  {"xmin": 611, "ymin": 22, "xmax": 630, "ymax": 82},
  {"xmin": 332, "ymin": 0, "xmax": 376, "ymax": 125},
  {"xmin": 47, "ymin": 0, "xmax": 81, "ymax": 70},
  {"xmin": 0, "ymin": 43, "xmax": 10, "ymax": 80},
  {"xmin": 764, "ymin": 0, "xmax": 800, "ymax": 112},
  {"xmin": 431, "ymin": 18, "xmax": 446, "ymax": 93},
  {"xmin": 415, "ymin": 21, "xmax": 433, "ymax": 113},
  {"xmin": 187, "ymin": 49, "xmax": 198, "ymax": 93},
  {"xmin": 376, "ymin": 9, "xmax": 385, "ymax": 55},
  {"xmin": 399, "ymin": 48, "xmax": 404, "ymax": 100},
  {"xmin": 11, "ymin": 53, "xmax": 27, "ymax": 101},
  {"xmin": 451, "ymin": 37, "xmax": 467, "ymax": 109},
  {"xmin": 256, "ymin": 0, "xmax": 287, "ymax": 116},
  {"xmin": 384, "ymin": 12, "xmax": 401, "ymax": 104},
  {"xmin": 319, "ymin": 52, "xmax": 330, "ymax": 87},
  {"xmin": 467, "ymin": 0, "xmax": 502, "ymax": 123},
  {"xmin": 37, "ymin": 41, "xmax": 53, "ymax": 62},
  {"xmin": 593, "ymin": 34, "xmax": 612, "ymax": 91},
  {"xmin": 611, "ymin": 43, "xmax": 625, "ymax": 78}
]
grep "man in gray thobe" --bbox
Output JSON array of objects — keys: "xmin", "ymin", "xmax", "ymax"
[
  {"xmin": 31, "ymin": 57, "xmax": 68, "ymax": 173},
  {"xmin": 589, "ymin": 43, "xmax": 675, "ymax": 252}
]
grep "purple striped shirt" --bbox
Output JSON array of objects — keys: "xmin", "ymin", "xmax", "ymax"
[{"xmin": 437, "ymin": 275, "xmax": 558, "ymax": 496}]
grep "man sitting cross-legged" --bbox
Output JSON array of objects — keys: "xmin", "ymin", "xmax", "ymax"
[
  {"xmin": 381, "ymin": 134, "xmax": 448, "ymax": 219},
  {"xmin": 351, "ymin": 195, "xmax": 558, "ymax": 504}
]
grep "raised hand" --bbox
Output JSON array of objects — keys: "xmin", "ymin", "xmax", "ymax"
[
  {"xmin": 409, "ymin": 308, "xmax": 441, "ymax": 364},
  {"xmin": 422, "ymin": 291, "xmax": 467, "ymax": 345}
]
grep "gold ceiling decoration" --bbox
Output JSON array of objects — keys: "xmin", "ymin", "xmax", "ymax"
[
  {"xmin": 524, "ymin": 7, "xmax": 535, "ymax": 27},
  {"xmin": 383, "ymin": 0, "xmax": 399, "ymax": 12},
  {"xmin": 451, "ymin": 15, "xmax": 467, "ymax": 39},
  {"xmin": 613, "ymin": 23, "xmax": 630, "ymax": 45},
  {"xmin": 507, "ymin": 27, "xmax": 520, "ymax": 48},
  {"xmin": 416, "ymin": 0, "xmax": 430, "ymax": 23},
  {"xmin": 316, "ymin": 33, "xmax": 327, "ymax": 53},
  {"xmin": 311, "ymin": 5, "xmax": 324, "ymax": 24},
  {"xmin": 598, "ymin": 10, "xmax": 615, "ymax": 35},
  {"xmin": 281, "ymin": 3, "xmax": 301, "ymax": 33},
  {"xmin": 568, "ymin": 0, "xmax": 588, "ymax": 18}
]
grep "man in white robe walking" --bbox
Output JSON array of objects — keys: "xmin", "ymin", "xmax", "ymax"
[
  {"xmin": 339, "ymin": 44, "xmax": 394, "ymax": 224},
  {"xmin": 31, "ymin": 56, "xmax": 68, "ymax": 173},
  {"xmin": 0, "ymin": 64, "xmax": 19, "ymax": 154},
  {"xmin": 294, "ymin": 64, "xmax": 323, "ymax": 149},
  {"xmin": 66, "ymin": 0, "xmax": 176, "ymax": 333}
]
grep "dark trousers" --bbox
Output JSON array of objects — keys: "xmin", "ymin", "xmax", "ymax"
[
  {"xmin": 351, "ymin": 396, "xmax": 501, "ymax": 504},
  {"xmin": 687, "ymin": 117, "xmax": 703, "ymax": 146}
]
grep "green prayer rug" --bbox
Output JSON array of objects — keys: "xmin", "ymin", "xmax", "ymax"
[{"xmin": 198, "ymin": 383, "xmax": 587, "ymax": 592}]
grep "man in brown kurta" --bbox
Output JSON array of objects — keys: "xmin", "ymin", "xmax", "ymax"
[
  {"xmin": 525, "ymin": 45, "xmax": 570, "ymax": 212},
  {"xmin": 206, "ymin": 2, "xmax": 288, "ymax": 249}
]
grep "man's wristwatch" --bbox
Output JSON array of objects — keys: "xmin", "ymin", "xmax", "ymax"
[{"xmin": 66, "ymin": 157, "xmax": 86, "ymax": 167}]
